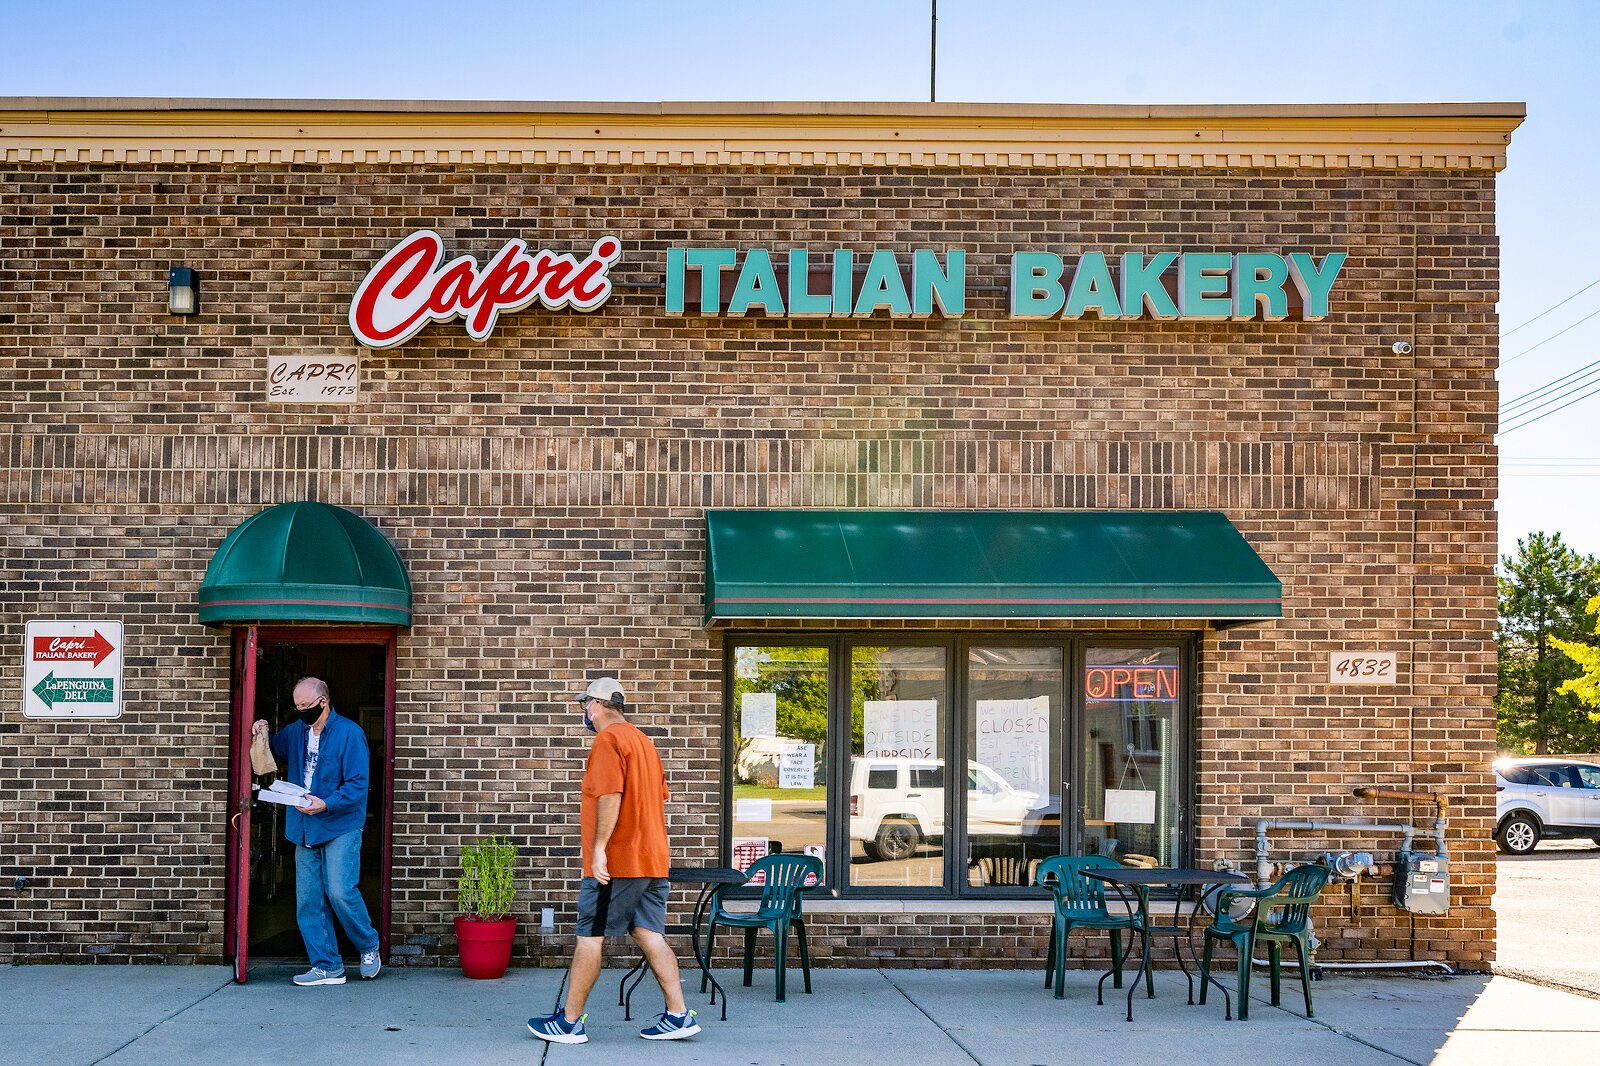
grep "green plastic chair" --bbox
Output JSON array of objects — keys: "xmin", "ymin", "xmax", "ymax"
[
  {"xmin": 704, "ymin": 854, "xmax": 823, "ymax": 1002},
  {"xmin": 1035, "ymin": 855, "xmax": 1137, "ymax": 999},
  {"xmin": 1199, "ymin": 864, "xmax": 1331, "ymax": 1020}
]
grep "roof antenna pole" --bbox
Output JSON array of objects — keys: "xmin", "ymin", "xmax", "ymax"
[{"xmin": 930, "ymin": 0, "xmax": 938, "ymax": 103}]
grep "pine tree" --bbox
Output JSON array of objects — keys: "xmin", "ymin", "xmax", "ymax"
[{"xmin": 1496, "ymin": 533, "xmax": 1600, "ymax": 753}]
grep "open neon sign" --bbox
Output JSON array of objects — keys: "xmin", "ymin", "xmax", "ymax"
[{"xmin": 1084, "ymin": 665, "xmax": 1179, "ymax": 701}]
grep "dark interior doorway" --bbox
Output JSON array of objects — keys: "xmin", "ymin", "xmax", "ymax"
[{"xmin": 246, "ymin": 639, "xmax": 389, "ymax": 960}]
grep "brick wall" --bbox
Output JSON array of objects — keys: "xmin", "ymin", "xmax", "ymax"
[{"xmin": 0, "ymin": 164, "xmax": 1498, "ymax": 968}]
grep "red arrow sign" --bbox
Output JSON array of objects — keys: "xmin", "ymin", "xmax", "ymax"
[{"xmin": 32, "ymin": 630, "xmax": 116, "ymax": 668}]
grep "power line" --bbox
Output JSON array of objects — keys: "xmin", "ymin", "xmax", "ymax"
[
  {"xmin": 1501, "ymin": 370, "xmax": 1600, "ymax": 430},
  {"xmin": 1500, "ymin": 377, "xmax": 1600, "ymax": 435},
  {"xmin": 1503, "ymin": 276, "xmax": 1600, "ymax": 338},
  {"xmin": 1502, "ymin": 304, "xmax": 1600, "ymax": 368},
  {"xmin": 1502, "ymin": 453, "xmax": 1600, "ymax": 460},
  {"xmin": 1502, "ymin": 357, "xmax": 1600, "ymax": 416}
]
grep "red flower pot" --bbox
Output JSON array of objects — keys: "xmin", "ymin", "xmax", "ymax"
[{"xmin": 455, "ymin": 915, "xmax": 517, "ymax": 979}]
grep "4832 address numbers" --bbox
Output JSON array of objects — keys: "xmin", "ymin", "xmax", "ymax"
[{"xmin": 1328, "ymin": 653, "xmax": 1398, "ymax": 684}]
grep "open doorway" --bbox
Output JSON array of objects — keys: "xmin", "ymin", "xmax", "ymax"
[{"xmin": 229, "ymin": 628, "xmax": 394, "ymax": 967}]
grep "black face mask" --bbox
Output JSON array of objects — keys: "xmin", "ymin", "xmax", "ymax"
[{"xmin": 296, "ymin": 702, "xmax": 325, "ymax": 727}]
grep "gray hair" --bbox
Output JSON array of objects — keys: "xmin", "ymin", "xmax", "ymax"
[{"xmin": 296, "ymin": 677, "xmax": 330, "ymax": 702}]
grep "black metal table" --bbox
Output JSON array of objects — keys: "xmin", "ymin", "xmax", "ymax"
[
  {"xmin": 619, "ymin": 865, "xmax": 746, "ymax": 1022},
  {"xmin": 1081, "ymin": 866, "xmax": 1252, "ymax": 1021}
]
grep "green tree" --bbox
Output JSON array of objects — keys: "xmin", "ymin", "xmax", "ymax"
[
  {"xmin": 1496, "ymin": 533, "xmax": 1600, "ymax": 754},
  {"xmin": 1553, "ymin": 593, "xmax": 1600, "ymax": 715}
]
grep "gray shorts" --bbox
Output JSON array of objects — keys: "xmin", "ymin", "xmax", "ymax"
[{"xmin": 575, "ymin": 876, "xmax": 668, "ymax": 937}]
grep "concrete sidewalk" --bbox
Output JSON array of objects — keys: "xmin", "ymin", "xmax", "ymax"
[{"xmin": 7, "ymin": 962, "xmax": 1599, "ymax": 1065}]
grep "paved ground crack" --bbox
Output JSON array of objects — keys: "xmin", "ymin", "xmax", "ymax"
[
  {"xmin": 1260, "ymin": 995, "xmax": 1423, "ymax": 1065},
  {"xmin": 89, "ymin": 976, "xmax": 235, "ymax": 1065},
  {"xmin": 532, "ymin": 968, "xmax": 570, "ymax": 1066},
  {"xmin": 878, "ymin": 971, "xmax": 983, "ymax": 1065}
]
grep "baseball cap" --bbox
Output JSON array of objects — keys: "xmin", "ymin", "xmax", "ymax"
[{"xmin": 575, "ymin": 676, "xmax": 626, "ymax": 709}]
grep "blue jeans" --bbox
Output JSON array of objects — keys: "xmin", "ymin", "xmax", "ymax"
[{"xmin": 295, "ymin": 828, "xmax": 378, "ymax": 971}]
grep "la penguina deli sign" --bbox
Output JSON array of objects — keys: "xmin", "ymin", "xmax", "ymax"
[{"xmin": 349, "ymin": 230, "xmax": 1346, "ymax": 349}]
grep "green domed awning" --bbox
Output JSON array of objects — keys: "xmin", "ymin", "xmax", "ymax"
[{"xmin": 198, "ymin": 502, "xmax": 412, "ymax": 627}]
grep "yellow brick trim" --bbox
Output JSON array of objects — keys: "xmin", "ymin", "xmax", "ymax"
[{"xmin": 0, "ymin": 100, "xmax": 1525, "ymax": 170}]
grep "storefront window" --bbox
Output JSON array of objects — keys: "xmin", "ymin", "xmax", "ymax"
[
  {"xmin": 729, "ymin": 645, "xmax": 829, "ymax": 880},
  {"xmin": 724, "ymin": 634, "xmax": 1190, "ymax": 898},
  {"xmin": 1082, "ymin": 647, "xmax": 1183, "ymax": 866},
  {"xmin": 848, "ymin": 645, "xmax": 948, "ymax": 889},
  {"xmin": 965, "ymin": 646, "xmax": 1063, "ymax": 889}
]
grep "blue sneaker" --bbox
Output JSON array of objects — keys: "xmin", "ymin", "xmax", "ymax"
[
  {"xmin": 527, "ymin": 1011, "xmax": 587, "ymax": 1044},
  {"xmin": 640, "ymin": 1009, "xmax": 700, "ymax": 1040}
]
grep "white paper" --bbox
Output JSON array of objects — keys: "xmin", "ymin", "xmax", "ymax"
[
  {"xmin": 778, "ymin": 742, "xmax": 815, "ymax": 789},
  {"xmin": 862, "ymin": 699, "xmax": 938, "ymax": 759},
  {"xmin": 975, "ymin": 694, "xmax": 1050, "ymax": 802},
  {"xmin": 1104, "ymin": 788, "xmax": 1157, "ymax": 825},
  {"xmin": 740, "ymin": 692, "xmax": 778, "ymax": 738},
  {"xmin": 802, "ymin": 844, "xmax": 825, "ymax": 884},
  {"xmin": 735, "ymin": 797, "xmax": 773, "ymax": 822},
  {"xmin": 256, "ymin": 781, "xmax": 313, "ymax": 808}
]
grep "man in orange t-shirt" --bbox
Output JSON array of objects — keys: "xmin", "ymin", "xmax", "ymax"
[{"xmin": 528, "ymin": 677, "xmax": 700, "ymax": 1045}]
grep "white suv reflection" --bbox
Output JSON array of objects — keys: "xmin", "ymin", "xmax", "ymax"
[{"xmin": 849, "ymin": 757, "xmax": 1047, "ymax": 862}]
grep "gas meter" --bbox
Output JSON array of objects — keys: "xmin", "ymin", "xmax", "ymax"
[{"xmin": 1391, "ymin": 849, "xmax": 1449, "ymax": 914}]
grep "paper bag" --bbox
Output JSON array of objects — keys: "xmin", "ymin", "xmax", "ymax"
[{"xmin": 250, "ymin": 731, "xmax": 278, "ymax": 776}]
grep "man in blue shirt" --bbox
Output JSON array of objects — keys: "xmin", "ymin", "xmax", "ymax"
[{"xmin": 252, "ymin": 676, "xmax": 381, "ymax": 986}]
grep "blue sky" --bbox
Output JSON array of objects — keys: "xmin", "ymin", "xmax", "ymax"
[{"xmin": 4, "ymin": 0, "xmax": 1595, "ymax": 562}]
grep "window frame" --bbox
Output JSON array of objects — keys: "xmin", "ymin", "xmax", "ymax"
[{"xmin": 722, "ymin": 629, "xmax": 1197, "ymax": 900}]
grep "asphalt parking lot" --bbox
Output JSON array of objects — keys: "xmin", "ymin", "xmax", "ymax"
[{"xmin": 1495, "ymin": 838, "xmax": 1600, "ymax": 997}]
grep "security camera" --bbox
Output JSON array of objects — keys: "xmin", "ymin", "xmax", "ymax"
[{"xmin": 1391, "ymin": 341, "xmax": 1413, "ymax": 355}]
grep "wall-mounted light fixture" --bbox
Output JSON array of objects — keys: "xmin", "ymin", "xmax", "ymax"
[{"xmin": 168, "ymin": 267, "xmax": 199, "ymax": 315}]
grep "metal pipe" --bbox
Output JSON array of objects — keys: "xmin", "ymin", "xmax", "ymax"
[
  {"xmin": 1253, "ymin": 819, "xmax": 1414, "ymax": 887},
  {"xmin": 1352, "ymin": 786, "xmax": 1450, "ymax": 861},
  {"xmin": 1352, "ymin": 786, "xmax": 1448, "ymax": 818},
  {"xmin": 1309, "ymin": 959, "xmax": 1454, "ymax": 974}
]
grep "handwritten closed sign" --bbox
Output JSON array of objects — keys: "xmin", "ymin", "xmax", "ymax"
[{"xmin": 975, "ymin": 695, "xmax": 1050, "ymax": 801}]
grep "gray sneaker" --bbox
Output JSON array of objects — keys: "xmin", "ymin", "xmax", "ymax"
[
  {"xmin": 359, "ymin": 950, "xmax": 381, "ymax": 980},
  {"xmin": 293, "ymin": 966, "xmax": 346, "ymax": 986}
]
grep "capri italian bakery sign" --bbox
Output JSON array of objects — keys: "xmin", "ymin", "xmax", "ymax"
[{"xmin": 349, "ymin": 230, "xmax": 1346, "ymax": 348}]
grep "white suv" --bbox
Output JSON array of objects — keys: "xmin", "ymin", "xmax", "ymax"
[
  {"xmin": 849, "ymin": 757, "xmax": 1045, "ymax": 861},
  {"xmin": 1494, "ymin": 757, "xmax": 1600, "ymax": 854}
]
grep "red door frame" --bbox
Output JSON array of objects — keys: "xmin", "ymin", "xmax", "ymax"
[{"xmin": 225, "ymin": 625, "xmax": 398, "ymax": 979}]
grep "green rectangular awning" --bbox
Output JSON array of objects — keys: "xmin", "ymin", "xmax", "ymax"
[{"xmin": 704, "ymin": 510, "xmax": 1282, "ymax": 625}]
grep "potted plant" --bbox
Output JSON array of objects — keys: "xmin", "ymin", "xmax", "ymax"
[{"xmin": 454, "ymin": 834, "xmax": 518, "ymax": 979}]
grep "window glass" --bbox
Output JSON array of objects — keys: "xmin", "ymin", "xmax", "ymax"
[
  {"xmin": 730, "ymin": 646, "xmax": 829, "ymax": 881},
  {"xmin": 848, "ymin": 645, "xmax": 948, "ymax": 888},
  {"xmin": 1532, "ymin": 766, "xmax": 1573, "ymax": 788},
  {"xmin": 965, "ymin": 646, "xmax": 1063, "ymax": 889},
  {"xmin": 1083, "ymin": 647, "xmax": 1182, "ymax": 866},
  {"xmin": 1578, "ymin": 767, "xmax": 1600, "ymax": 789}
]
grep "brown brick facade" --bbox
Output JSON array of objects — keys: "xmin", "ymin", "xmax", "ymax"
[{"xmin": 1, "ymin": 152, "xmax": 1499, "ymax": 969}]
